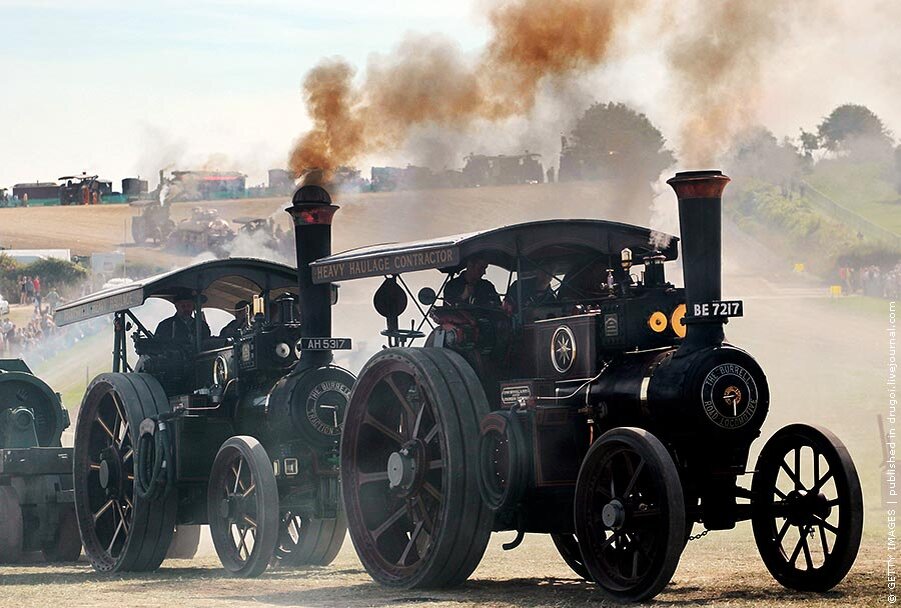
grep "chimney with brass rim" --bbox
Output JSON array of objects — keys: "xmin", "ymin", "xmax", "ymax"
[
  {"xmin": 285, "ymin": 185, "xmax": 338, "ymax": 368},
  {"xmin": 666, "ymin": 170, "xmax": 731, "ymax": 354}
]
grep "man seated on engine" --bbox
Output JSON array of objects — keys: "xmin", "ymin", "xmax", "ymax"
[
  {"xmin": 155, "ymin": 289, "xmax": 211, "ymax": 347},
  {"xmin": 445, "ymin": 256, "xmax": 501, "ymax": 307},
  {"xmin": 219, "ymin": 299, "xmax": 250, "ymax": 340},
  {"xmin": 504, "ymin": 268, "xmax": 556, "ymax": 316}
]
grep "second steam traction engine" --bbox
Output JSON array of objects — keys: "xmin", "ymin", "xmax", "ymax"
[
  {"xmin": 321, "ymin": 170, "xmax": 863, "ymax": 602},
  {"xmin": 58, "ymin": 187, "xmax": 355, "ymax": 577}
]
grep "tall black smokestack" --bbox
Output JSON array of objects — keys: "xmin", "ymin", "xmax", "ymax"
[
  {"xmin": 286, "ymin": 185, "xmax": 338, "ymax": 368},
  {"xmin": 666, "ymin": 170, "xmax": 730, "ymax": 354}
]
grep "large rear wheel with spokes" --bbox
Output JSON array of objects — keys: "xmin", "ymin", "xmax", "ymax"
[
  {"xmin": 208, "ymin": 435, "xmax": 279, "ymax": 578},
  {"xmin": 73, "ymin": 373, "xmax": 176, "ymax": 572},
  {"xmin": 752, "ymin": 424, "xmax": 863, "ymax": 591},
  {"xmin": 574, "ymin": 427, "xmax": 685, "ymax": 603},
  {"xmin": 341, "ymin": 348, "xmax": 493, "ymax": 588}
]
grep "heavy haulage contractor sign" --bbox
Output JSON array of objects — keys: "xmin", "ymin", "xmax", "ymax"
[{"xmin": 311, "ymin": 246, "xmax": 460, "ymax": 283}]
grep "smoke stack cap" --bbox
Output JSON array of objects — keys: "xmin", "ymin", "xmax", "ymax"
[
  {"xmin": 292, "ymin": 185, "xmax": 332, "ymax": 206},
  {"xmin": 667, "ymin": 170, "xmax": 730, "ymax": 200}
]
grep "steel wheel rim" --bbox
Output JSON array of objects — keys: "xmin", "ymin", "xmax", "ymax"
[
  {"xmin": 79, "ymin": 388, "xmax": 135, "ymax": 566},
  {"xmin": 755, "ymin": 435, "xmax": 851, "ymax": 577},
  {"xmin": 211, "ymin": 446, "xmax": 264, "ymax": 569},
  {"xmin": 345, "ymin": 363, "xmax": 448, "ymax": 580},
  {"xmin": 580, "ymin": 443, "xmax": 670, "ymax": 592}
]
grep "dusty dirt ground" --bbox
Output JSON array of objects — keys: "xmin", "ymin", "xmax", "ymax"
[{"xmin": 0, "ymin": 531, "xmax": 885, "ymax": 607}]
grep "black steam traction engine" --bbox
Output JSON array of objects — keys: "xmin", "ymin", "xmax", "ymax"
[
  {"xmin": 56, "ymin": 196, "xmax": 355, "ymax": 576},
  {"xmin": 313, "ymin": 171, "xmax": 864, "ymax": 601}
]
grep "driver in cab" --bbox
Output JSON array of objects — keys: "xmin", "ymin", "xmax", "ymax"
[
  {"xmin": 445, "ymin": 256, "xmax": 500, "ymax": 307},
  {"xmin": 155, "ymin": 289, "xmax": 211, "ymax": 347}
]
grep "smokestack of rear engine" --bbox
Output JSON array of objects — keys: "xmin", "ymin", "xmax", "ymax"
[
  {"xmin": 667, "ymin": 170, "xmax": 730, "ymax": 353},
  {"xmin": 286, "ymin": 185, "xmax": 338, "ymax": 368}
]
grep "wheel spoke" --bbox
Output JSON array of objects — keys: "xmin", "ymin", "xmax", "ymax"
[
  {"xmin": 243, "ymin": 514, "xmax": 257, "ymax": 528},
  {"xmin": 600, "ymin": 532, "xmax": 617, "ymax": 550},
  {"xmin": 622, "ymin": 459, "xmax": 645, "ymax": 498},
  {"xmin": 363, "ymin": 413, "xmax": 404, "ymax": 445},
  {"xmin": 242, "ymin": 483, "xmax": 256, "ymax": 498},
  {"xmin": 233, "ymin": 459, "xmax": 244, "ymax": 494},
  {"xmin": 818, "ymin": 522, "xmax": 831, "ymax": 556},
  {"xmin": 801, "ymin": 529, "xmax": 814, "ymax": 570},
  {"xmin": 115, "ymin": 501, "xmax": 130, "ymax": 534},
  {"xmin": 385, "ymin": 375, "xmax": 416, "ymax": 435},
  {"xmin": 122, "ymin": 448, "xmax": 134, "ymax": 462},
  {"xmin": 398, "ymin": 521, "xmax": 424, "ymax": 566},
  {"xmin": 237, "ymin": 525, "xmax": 250, "ymax": 560},
  {"xmin": 775, "ymin": 519, "xmax": 792, "ymax": 544},
  {"xmin": 780, "ymin": 458, "xmax": 804, "ymax": 491},
  {"xmin": 788, "ymin": 530, "xmax": 805, "ymax": 566},
  {"xmin": 813, "ymin": 451, "xmax": 820, "ymax": 488},
  {"xmin": 413, "ymin": 496, "xmax": 435, "ymax": 533},
  {"xmin": 423, "ymin": 481, "xmax": 442, "ymax": 502},
  {"xmin": 423, "ymin": 424, "xmax": 439, "ymax": 445},
  {"xmin": 107, "ymin": 509, "xmax": 123, "ymax": 554},
  {"xmin": 94, "ymin": 499, "xmax": 114, "ymax": 522},
  {"xmin": 794, "ymin": 448, "xmax": 801, "ymax": 490},
  {"xmin": 97, "ymin": 417, "xmax": 115, "ymax": 440},
  {"xmin": 110, "ymin": 393, "xmax": 127, "ymax": 432},
  {"xmin": 358, "ymin": 470, "xmax": 390, "ymax": 486},
  {"xmin": 812, "ymin": 515, "xmax": 839, "ymax": 534},
  {"xmin": 119, "ymin": 422, "xmax": 130, "ymax": 449},
  {"xmin": 412, "ymin": 401, "xmax": 426, "ymax": 440},
  {"xmin": 811, "ymin": 469, "xmax": 834, "ymax": 493},
  {"xmin": 605, "ymin": 460, "xmax": 615, "ymax": 497},
  {"xmin": 427, "ymin": 459, "xmax": 444, "ymax": 471},
  {"xmin": 371, "ymin": 505, "xmax": 407, "ymax": 540}
]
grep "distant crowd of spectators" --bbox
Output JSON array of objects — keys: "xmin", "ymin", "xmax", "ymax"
[
  {"xmin": 0, "ymin": 306, "xmax": 106, "ymax": 363},
  {"xmin": 0, "ymin": 278, "xmax": 100, "ymax": 362},
  {"xmin": 837, "ymin": 264, "xmax": 901, "ymax": 299},
  {"xmin": 16, "ymin": 275, "xmax": 61, "ymax": 314}
]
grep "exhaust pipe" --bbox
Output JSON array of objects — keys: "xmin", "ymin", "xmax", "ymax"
[
  {"xmin": 666, "ymin": 170, "xmax": 730, "ymax": 354},
  {"xmin": 286, "ymin": 185, "xmax": 338, "ymax": 368}
]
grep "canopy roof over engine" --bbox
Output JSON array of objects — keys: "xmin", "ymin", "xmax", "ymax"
[
  {"xmin": 309, "ymin": 219, "xmax": 678, "ymax": 284},
  {"xmin": 54, "ymin": 258, "xmax": 298, "ymax": 327}
]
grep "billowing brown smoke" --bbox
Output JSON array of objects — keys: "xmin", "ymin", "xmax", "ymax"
[
  {"xmin": 289, "ymin": 0, "xmax": 643, "ymax": 180},
  {"xmin": 664, "ymin": 2, "xmax": 805, "ymax": 166}
]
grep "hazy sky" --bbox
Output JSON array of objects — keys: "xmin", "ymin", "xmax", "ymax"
[
  {"xmin": 1, "ymin": 0, "xmax": 488, "ymax": 188},
  {"xmin": 3, "ymin": 0, "xmax": 901, "ymax": 189}
]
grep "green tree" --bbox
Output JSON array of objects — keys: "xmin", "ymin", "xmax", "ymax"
[
  {"xmin": 817, "ymin": 104, "xmax": 893, "ymax": 152},
  {"xmin": 799, "ymin": 128, "xmax": 819, "ymax": 159},
  {"xmin": 560, "ymin": 102, "xmax": 675, "ymax": 183},
  {"xmin": 725, "ymin": 127, "xmax": 806, "ymax": 185}
]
